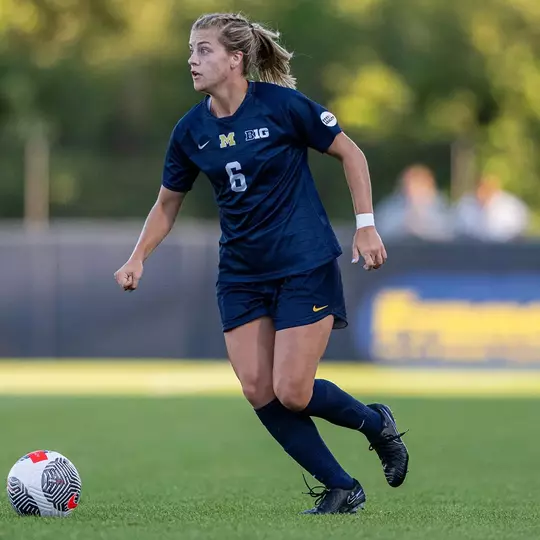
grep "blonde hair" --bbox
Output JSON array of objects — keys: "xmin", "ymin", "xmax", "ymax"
[{"xmin": 192, "ymin": 13, "xmax": 296, "ymax": 89}]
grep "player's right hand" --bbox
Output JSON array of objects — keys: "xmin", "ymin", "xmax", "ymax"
[
  {"xmin": 114, "ymin": 259, "xmax": 144, "ymax": 292},
  {"xmin": 352, "ymin": 226, "xmax": 387, "ymax": 271}
]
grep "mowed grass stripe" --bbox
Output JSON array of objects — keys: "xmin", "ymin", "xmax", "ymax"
[{"xmin": 0, "ymin": 361, "xmax": 540, "ymax": 397}]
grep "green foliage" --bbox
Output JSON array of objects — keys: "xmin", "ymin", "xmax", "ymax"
[
  {"xmin": 1, "ymin": 0, "xmax": 539, "ymax": 219},
  {"xmin": 332, "ymin": 0, "xmax": 540, "ymax": 208}
]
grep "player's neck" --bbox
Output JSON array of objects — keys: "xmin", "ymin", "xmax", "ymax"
[{"xmin": 208, "ymin": 79, "xmax": 249, "ymax": 118}]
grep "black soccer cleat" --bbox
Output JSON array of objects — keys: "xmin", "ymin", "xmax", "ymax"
[
  {"xmin": 301, "ymin": 476, "xmax": 366, "ymax": 515},
  {"xmin": 367, "ymin": 403, "xmax": 409, "ymax": 488}
]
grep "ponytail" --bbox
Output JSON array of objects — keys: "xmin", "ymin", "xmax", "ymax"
[{"xmin": 251, "ymin": 23, "xmax": 296, "ymax": 89}]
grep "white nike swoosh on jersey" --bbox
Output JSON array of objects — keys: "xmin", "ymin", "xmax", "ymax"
[{"xmin": 198, "ymin": 141, "xmax": 210, "ymax": 149}]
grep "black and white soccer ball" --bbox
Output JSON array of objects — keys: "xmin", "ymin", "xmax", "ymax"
[{"xmin": 6, "ymin": 450, "xmax": 82, "ymax": 517}]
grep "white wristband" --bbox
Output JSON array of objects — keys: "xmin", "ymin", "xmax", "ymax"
[{"xmin": 356, "ymin": 213, "xmax": 375, "ymax": 230}]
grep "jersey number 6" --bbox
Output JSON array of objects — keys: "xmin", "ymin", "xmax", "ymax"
[{"xmin": 225, "ymin": 161, "xmax": 247, "ymax": 192}]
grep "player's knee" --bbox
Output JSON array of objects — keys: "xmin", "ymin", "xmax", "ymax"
[
  {"xmin": 274, "ymin": 382, "xmax": 311, "ymax": 412},
  {"xmin": 241, "ymin": 379, "xmax": 275, "ymax": 409}
]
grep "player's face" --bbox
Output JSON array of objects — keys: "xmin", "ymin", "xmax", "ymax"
[{"xmin": 188, "ymin": 29, "xmax": 239, "ymax": 93}]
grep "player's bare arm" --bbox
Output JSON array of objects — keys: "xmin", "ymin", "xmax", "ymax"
[
  {"xmin": 114, "ymin": 187, "xmax": 186, "ymax": 291},
  {"xmin": 327, "ymin": 132, "xmax": 387, "ymax": 271}
]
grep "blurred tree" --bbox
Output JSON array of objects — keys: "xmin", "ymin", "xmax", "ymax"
[
  {"xmin": 0, "ymin": 0, "xmax": 539, "ymax": 226},
  {"xmin": 331, "ymin": 0, "xmax": 540, "ymax": 213}
]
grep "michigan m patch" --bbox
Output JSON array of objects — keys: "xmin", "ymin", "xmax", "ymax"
[{"xmin": 219, "ymin": 132, "xmax": 236, "ymax": 148}]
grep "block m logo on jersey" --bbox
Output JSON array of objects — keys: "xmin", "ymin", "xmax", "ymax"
[{"xmin": 219, "ymin": 132, "xmax": 236, "ymax": 148}]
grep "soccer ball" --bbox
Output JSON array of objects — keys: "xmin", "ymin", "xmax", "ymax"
[{"xmin": 6, "ymin": 450, "xmax": 82, "ymax": 517}]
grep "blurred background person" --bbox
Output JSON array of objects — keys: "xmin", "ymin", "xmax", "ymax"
[
  {"xmin": 454, "ymin": 174, "xmax": 529, "ymax": 242},
  {"xmin": 374, "ymin": 164, "xmax": 453, "ymax": 241}
]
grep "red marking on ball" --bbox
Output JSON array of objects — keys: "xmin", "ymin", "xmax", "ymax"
[{"xmin": 27, "ymin": 451, "xmax": 48, "ymax": 463}]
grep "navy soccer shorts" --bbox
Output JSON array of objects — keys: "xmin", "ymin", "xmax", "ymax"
[{"xmin": 216, "ymin": 259, "xmax": 347, "ymax": 332}]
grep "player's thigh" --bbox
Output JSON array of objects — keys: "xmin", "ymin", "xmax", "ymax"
[
  {"xmin": 224, "ymin": 316, "xmax": 276, "ymax": 408},
  {"xmin": 272, "ymin": 259, "xmax": 347, "ymax": 411},
  {"xmin": 273, "ymin": 315, "xmax": 334, "ymax": 411}
]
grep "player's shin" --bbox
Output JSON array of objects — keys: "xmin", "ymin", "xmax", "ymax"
[
  {"xmin": 254, "ymin": 398, "xmax": 355, "ymax": 490},
  {"xmin": 302, "ymin": 379, "xmax": 383, "ymax": 438}
]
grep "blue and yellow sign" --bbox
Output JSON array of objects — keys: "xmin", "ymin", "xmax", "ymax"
[{"xmin": 354, "ymin": 273, "xmax": 540, "ymax": 365}]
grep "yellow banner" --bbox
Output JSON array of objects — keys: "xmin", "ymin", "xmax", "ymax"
[{"xmin": 372, "ymin": 289, "xmax": 540, "ymax": 363}]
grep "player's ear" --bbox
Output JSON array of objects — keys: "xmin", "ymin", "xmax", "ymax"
[{"xmin": 230, "ymin": 51, "xmax": 243, "ymax": 70}]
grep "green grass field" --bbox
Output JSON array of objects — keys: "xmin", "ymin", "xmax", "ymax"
[{"xmin": 1, "ymin": 396, "xmax": 539, "ymax": 540}]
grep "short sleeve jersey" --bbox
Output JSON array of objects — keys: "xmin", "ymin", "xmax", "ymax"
[{"xmin": 162, "ymin": 81, "xmax": 343, "ymax": 282}]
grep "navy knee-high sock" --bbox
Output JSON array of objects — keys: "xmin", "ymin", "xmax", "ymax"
[
  {"xmin": 255, "ymin": 398, "xmax": 354, "ymax": 489},
  {"xmin": 303, "ymin": 379, "xmax": 383, "ymax": 439}
]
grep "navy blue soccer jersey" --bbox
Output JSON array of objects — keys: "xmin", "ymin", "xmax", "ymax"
[{"xmin": 162, "ymin": 81, "xmax": 343, "ymax": 282}]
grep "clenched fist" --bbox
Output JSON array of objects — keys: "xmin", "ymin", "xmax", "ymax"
[{"xmin": 114, "ymin": 259, "xmax": 144, "ymax": 291}]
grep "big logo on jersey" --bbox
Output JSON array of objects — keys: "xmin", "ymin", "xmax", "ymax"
[
  {"xmin": 245, "ymin": 128, "xmax": 270, "ymax": 141},
  {"xmin": 219, "ymin": 132, "xmax": 236, "ymax": 148}
]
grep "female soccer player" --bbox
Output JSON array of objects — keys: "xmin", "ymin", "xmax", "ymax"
[{"xmin": 114, "ymin": 13, "xmax": 408, "ymax": 514}]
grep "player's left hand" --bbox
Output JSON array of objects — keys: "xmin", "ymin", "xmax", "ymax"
[{"xmin": 352, "ymin": 226, "xmax": 387, "ymax": 271}]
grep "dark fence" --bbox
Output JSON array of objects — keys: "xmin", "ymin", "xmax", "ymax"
[{"xmin": 1, "ymin": 222, "xmax": 540, "ymax": 365}]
